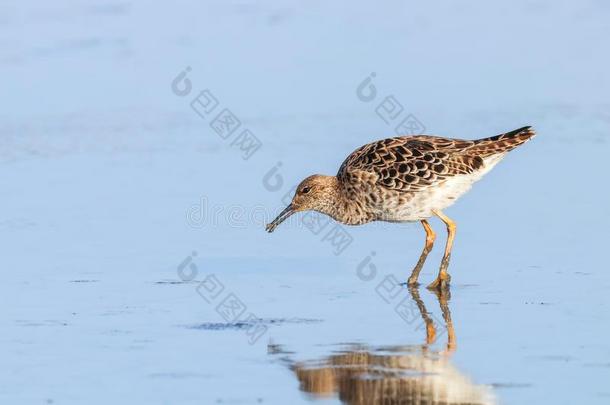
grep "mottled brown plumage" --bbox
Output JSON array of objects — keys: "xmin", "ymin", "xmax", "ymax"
[
  {"xmin": 338, "ymin": 126, "xmax": 534, "ymax": 195},
  {"xmin": 267, "ymin": 126, "xmax": 536, "ymax": 289}
]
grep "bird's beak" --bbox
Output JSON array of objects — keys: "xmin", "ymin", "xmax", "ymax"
[{"xmin": 266, "ymin": 204, "xmax": 295, "ymax": 233}]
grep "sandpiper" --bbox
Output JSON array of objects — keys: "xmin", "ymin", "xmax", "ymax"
[{"xmin": 266, "ymin": 126, "xmax": 535, "ymax": 289}]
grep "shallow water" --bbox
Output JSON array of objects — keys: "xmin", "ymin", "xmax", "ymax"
[{"xmin": 1, "ymin": 0, "xmax": 610, "ymax": 404}]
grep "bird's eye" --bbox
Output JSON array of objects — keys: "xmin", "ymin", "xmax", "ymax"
[{"xmin": 301, "ymin": 186, "xmax": 311, "ymax": 194}]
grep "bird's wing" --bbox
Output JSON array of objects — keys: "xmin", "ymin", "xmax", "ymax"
[{"xmin": 337, "ymin": 136, "xmax": 484, "ymax": 192}]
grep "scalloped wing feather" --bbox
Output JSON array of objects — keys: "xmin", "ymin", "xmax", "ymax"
[
  {"xmin": 337, "ymin": 127, "xmax": 535, "ymax": 194},
  {"xmin": 337, "ymin": 136, "xmax": 484, "ymax": 193}
]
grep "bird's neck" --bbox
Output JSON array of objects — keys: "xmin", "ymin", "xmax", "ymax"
[{"xmin": 316, "ymin": 177, "xmax": 372, "ymax": 225}]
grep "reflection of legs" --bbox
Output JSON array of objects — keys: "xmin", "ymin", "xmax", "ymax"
[
  {"xmin": 408, "ymin": 287, "xmax": 436, "ymax": 346},
  {"xmin": 427, "ymin": 210, "xmax": 456, "ymax": 290},
  {"xmin": 430, "ymin": 288, "xmax": 456, "ymax": 353},
  {"xmin": 407, "ymin": 220, "xmax": 436, "ymax": 286}
]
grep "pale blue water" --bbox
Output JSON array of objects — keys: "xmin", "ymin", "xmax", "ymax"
[{"xmin": 1, "ymin": 1, "xmax": 609, "ymax": 404}]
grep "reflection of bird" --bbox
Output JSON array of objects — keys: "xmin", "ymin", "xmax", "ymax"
[
  {"xmin": 266, "ymin": 127, "xmax": 535, "ymax": 289},
  {"xmin": 269, "ymin": 289, "xmax": 496, "ymax": 405}
]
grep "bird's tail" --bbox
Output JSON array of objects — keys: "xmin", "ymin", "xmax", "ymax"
[{"xmin": 467, "ymin": 126, "xmax": 536, "ymax": 158}]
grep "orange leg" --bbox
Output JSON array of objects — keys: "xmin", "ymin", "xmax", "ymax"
[
  {"xmin": 407, "ymin": 219, "xmax": 436, "ymax": 286},
  {"xmin": 427, "ymin": 210, "xmax": 456, "ymax": 290},
  {"xmin": 430, "ymin": 288, "xmax": 457, "ymax": 353},
  {"xmin": 408, "ymin": 287, "xmax": 436, "ymax": 346}
]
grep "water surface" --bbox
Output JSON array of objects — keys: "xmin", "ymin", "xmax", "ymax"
[{"xmin": 1, "ymin": 1, "xmax": 609, "ymax": 404}]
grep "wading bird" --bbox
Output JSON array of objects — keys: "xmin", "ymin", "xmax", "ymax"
[{"xmin": 266, "ymin": 126, "xmax": 535, "ymax": 289}]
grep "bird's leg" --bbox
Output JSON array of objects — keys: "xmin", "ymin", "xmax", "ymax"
[
  {"xmin": 408, "ymin": 286, "xmax": 436, "ymax": 346},
  {"xmin": 429, "ymin": 288, "xmax": 457, "ymax": 353},
  {"xmin": 427, "ymin": 210, "xmax": 456, "ymax": 290},
  {"xmin": 407, "ymin": 220, "xmax": 436, "ymax": 286}
]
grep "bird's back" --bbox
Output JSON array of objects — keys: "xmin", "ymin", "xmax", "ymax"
[
  {"xmin": 338, "ymin": 126, "xmax": 535, "ymax": 187},
  {"xmin": 336, "ymin": 126, "xmax": 535, "ymax": 222}
]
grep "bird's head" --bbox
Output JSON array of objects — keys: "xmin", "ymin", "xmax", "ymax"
[{"xmin": 266, "ymin": 175, "xmax": 339, "ymax": 233}]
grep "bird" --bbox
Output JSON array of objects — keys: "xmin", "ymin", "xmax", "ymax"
[{"xmin": 266, "ymin": 126, "xmax": 536, "ymax": 290}]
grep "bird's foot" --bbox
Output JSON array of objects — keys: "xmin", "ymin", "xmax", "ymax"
[
  {"xmin": 404, "ymin": 277, "xmax": 420, "ymax": 288},
  {"xmin": 426, "ymin": 272, "xmax": 451, "ymax": 291},
  {"xmin": 406, "ymin": 262, "xmax": 427, "ymax": 288}
]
